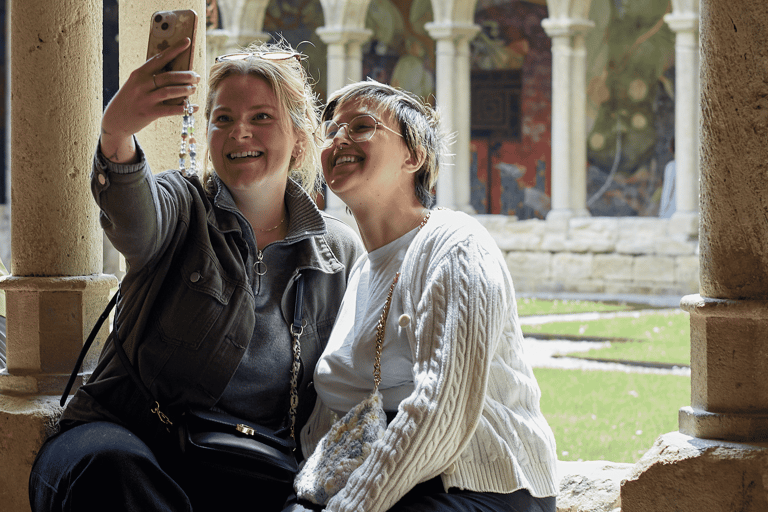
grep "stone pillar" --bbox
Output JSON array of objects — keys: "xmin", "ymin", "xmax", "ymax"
[
  {"xmin": 665, "ymin": 2, "xmax": 700, "ymax": 236},
  {"xmin": 621, "ymin": 1, "xmax": 768, "ymax": 510},
  {"xmin": 316, "ymin": 27, "xmax": 372, "ymax": 228},
  {"xmin": 425, "ymin": 22, "xmax": 480, "ymax": 212},
  {"xmin": 679, "ymin": 0, "xmax": 768, "ymax": 440},
  {"xmin": 0, "ymin": 0, "xmax": 118, "ymax": 509},
  {"xmin": 120, "ymin": 0, "xmax": 208, "ymax": 174},
  {"xmin": 541, "ymin": 18, "xmax": 594, "ymax": 222}
]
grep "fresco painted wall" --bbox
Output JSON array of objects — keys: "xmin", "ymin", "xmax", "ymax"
[
  {"xmin": 584, "ymin": 0, "xmax": 675, "ymax": 217},
  {"xmin": 362, "ymin": 0, "xmax": 436, "ymax": 103},
  {"xmin": 264, "ymin": 0, "xmax": 328, "ymax": 100},
  {"xmin": 470, "ymin": 0, "xmax": 551, "ymax": 218},
  {"xmin": 261, "ymin": 0, "xmax": 675, "ymax": 218},
  {"xmin": 468, "ymin": 0, "xmax": 675, "ymax": 218}
]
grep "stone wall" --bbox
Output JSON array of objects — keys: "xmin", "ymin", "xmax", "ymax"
[{"xmin": 477, "ymin": 215, "xmax": 699, "ymax": 296}]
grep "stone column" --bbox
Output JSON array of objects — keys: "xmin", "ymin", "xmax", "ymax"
[
  {"xmin": 316, "ymin": 27, "xmax": 372, "ymax": 228},
  {"xmin": 541, "ymin": 18, "xmax": 594, "ymax": 222},
  {"xmin": 679, "ymin": 0, "xmax": 768, "ymax": 442},
  {"xmin": 0, "ymin": 0, "xmax": 117, "ymax": 508},
  {"xmin": 665, "ymin": 2, "xmax": 700, "ymax": 236},
  {"xmin": 0, "ymin": 0, "xmax": 117, "ymax": 394},
  {"xmin": 120, "ymin": 0, "xmax": 208, "ymax": 174},
  {"xmin": 621, "ymin": 1, "xmax": 768, "ymax": 509},
  {"xmin": 425, "ymin": 22, "xmax": 480, "ymax": 212}
]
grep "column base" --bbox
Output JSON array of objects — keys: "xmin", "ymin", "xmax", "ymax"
[
  {"xmin": 679, "ymin": 405, "xmax": 768, "ymax": 442},
  {"xmin": 0, "ymin": 369, "xmax": 89, "ymax": 396},
  {"xmin": 0, "ymin": 394, "xmax": 62, "ymax": 512},
  {"xmin": 621, "ymin": 431, "xmax": 768, "ymax": 512}
]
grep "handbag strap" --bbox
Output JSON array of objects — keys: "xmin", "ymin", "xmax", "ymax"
[
  {"xmin": 372, "ymin": 272, "xmax": 399, "ymax": 392},
  {"xmin": 288, "ymin": 272, "xmax": 305, "ymax": 441},
  {"xmin": 60, "ymin": 292, "xmax": 118, "ymax": 407},
  {"xmin": 371, "ymin": 208, "xmax": 432, "ymax": 393}
]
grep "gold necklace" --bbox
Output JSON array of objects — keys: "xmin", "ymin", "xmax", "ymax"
[{"xmin": 256, "ymin": 212, "xmax": 286, "ymax": 233}]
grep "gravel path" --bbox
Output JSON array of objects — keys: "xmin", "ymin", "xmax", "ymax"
[{"xmin": 520, "ymin": 308, "xmax": 691, "ymax": 376}]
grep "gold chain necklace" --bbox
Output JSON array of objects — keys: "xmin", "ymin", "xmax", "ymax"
[
  {"xmin": 256, "ymin": 212, "xmax": 286, "ymax": 233},
  {"xmin": 372, "ymin": 209, "xmax": 431, "ymax": 391}
]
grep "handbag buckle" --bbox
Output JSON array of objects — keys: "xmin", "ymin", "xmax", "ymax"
[{"xmin": 236, "ymin": 423, "xmax": 256, "ymax": 436}]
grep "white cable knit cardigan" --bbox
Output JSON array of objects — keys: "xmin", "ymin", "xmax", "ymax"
[{"xmin": 300, "ymin": 209, "xmax": 558, "ymax": 512}]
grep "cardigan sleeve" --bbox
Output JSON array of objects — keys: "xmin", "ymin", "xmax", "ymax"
[{"xmin": 326, "ymin": 230, "xmax": 511, "ymax": 512}]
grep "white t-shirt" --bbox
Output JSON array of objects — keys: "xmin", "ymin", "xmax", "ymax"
[{"xmin": 314, "ymin": 228, "xmax": 418, "ymax": 415}]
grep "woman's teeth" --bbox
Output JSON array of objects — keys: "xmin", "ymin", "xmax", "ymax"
[
  {"xmin": 228, "ymin": 151, "xmax": 262, "ymax": 160},
  {"xmin": 335, "ymin": 155, "xmax": 360, "ymax": 166}
]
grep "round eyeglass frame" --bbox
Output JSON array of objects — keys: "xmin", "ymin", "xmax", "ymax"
[
  {"xmin": 313, "ymin": 114, "xmax": 403, "ymax": 149},
  {"xmin": 215, "ymin": 51, "xmax": 302, "ymax": 63}
]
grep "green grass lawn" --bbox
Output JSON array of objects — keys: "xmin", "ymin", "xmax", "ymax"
[
  {"xmin": 517, "ymin": 297, "xmax": 636, "ymax": 316},
  {"xmin": 535, "ymin": 368, "xmax": 690, "ymax": 463},
  {"xmin": 522, "ymin": 299, "xmax": 692, "ymax": 463},
  {"xmin": 523, "ymin": 310, "xmax": 690, "ymax": 366}
]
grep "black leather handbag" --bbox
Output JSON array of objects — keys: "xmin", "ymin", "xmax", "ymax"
[
  {"xmin": 62, "ymin": 274, "xmax": 307, "ymax": 494},
  {"xmin": 178, "ymin": 408, "xmax": 298, "ymax": 482}
]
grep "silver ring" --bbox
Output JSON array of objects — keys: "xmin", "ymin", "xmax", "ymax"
[{"xmin": 152, "ymin": 74, "xmax": 158, "ymax": 89}]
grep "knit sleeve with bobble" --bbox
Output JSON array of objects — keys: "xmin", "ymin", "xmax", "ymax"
[{"xmin": 325, "ymin": 225, "xmax": 509, "ymax": 512}]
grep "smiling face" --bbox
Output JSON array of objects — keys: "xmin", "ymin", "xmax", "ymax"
[
  {"xmin": 321, "ymin": 100, "xmax": 414, "ymax": 206},
  {"xmin": 207, "ymin": 74, "xmax": 299, "ymax": 193}
]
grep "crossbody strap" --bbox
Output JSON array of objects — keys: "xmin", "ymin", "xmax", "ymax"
[
  {"xmin": 60, "ymin": 292, "xmax": 118, "ymax": 407},
  {"xmin": 288, "ymin": 273, "xmax": 305, "ymax": 441},
  {"xmin": 62, "ymin": 272, "xmax": 306, "ymax": 440}
]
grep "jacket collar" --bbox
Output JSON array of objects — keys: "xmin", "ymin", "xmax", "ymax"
[{"xmin": 207, "ymin": 174, "xmax": 343, "ymax": 275}]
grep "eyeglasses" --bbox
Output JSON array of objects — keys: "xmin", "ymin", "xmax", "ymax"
[
  {"xmin": 215, "ymin": 51, "xmax": 302, "ymax": 63},
  {"xmin": 313, "ymin": 114, "xmax": 403, "ymax": 148}
]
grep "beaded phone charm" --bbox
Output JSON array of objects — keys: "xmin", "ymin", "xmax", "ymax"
[{"xmin": 179, "ymin": 99, "xmax": 197, "ymax": 175}]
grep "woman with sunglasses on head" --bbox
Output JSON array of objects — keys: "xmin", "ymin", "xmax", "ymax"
[
  {"xmin": 287, "ymin": 80, "xmax": 558, "ymax": 512},
  {"xmin": 29, "ymin": 38, "xmax": 363, "ymax": 512}
]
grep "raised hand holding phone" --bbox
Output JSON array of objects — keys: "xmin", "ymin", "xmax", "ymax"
[{"xmin": 100, "ymin": 31, "xmax": 200, "ymax": 164}]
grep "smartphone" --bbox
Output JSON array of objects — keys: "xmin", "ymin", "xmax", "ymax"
[{"xmin": 146, "ymin": 9, "xmax": 198, "ymax": 73}]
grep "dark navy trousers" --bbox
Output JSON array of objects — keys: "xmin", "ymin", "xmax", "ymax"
[
  {"xmin": 30, "ymin": 421, "xmax": 556, "ymax": 512},
  {"xmin": 29, "ymin": 421, "xmax": 290, "ymax": 512}
]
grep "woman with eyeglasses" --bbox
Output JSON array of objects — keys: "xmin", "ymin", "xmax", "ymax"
[
  {"xmin": 29, "ymin": 38, "xmax": 363, "ymax": 512},
  {"xmin": 286, "ymin": 80, "xmax": 558, "ymax": 512}
]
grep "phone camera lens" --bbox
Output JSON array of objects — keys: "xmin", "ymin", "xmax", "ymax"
[
  {"xmin": 154, "ymin": 14, "xmax": 162, "ymax": 23},
  {"xmin": 161, "ymin": 22, "xmax": 169, "ymax": 31}
]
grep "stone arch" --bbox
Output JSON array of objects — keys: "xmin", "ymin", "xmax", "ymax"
[
  {"xmin": 545, "ymin": 0, "xmax": 591, "ymax": 20},
  {"xmin": 429, "ymin": 0, "xmax": 479, "ymax": 24},
  {"xmin": 318, "ymin": 0, "xmax": 372, "ymax": 28}
]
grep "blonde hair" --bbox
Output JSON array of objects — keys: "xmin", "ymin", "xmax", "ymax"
[
  {"xmin": 321, "ymin": 79, "xmax": 448, "ymax": 208},
  {"xmin": 202, "ymin": 40, "xmax": 321, "ymax": 194}
]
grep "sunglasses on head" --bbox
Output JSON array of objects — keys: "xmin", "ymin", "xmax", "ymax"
[{"xmin": 215, "ymin": 51, "xmax": 302, "ymax": 63}]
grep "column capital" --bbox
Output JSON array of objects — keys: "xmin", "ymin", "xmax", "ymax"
[
  {"xmin": 316, "ymin": 26, "xmax": 372, "ymax": 46},
  {"xmin": 541, "ymin": 18, "xmax": 595, "ymax": 38},
  {"xmin": 424, "ymin": 22, "xmax": 480, "ymax": 43},
  {"xmin": 664, "ymin": 11, "xmax": 699, "ymax": 34}
]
